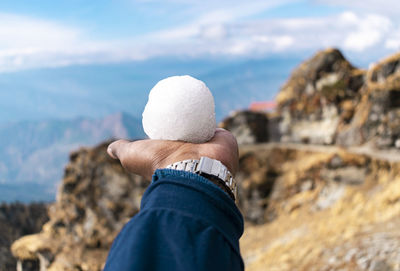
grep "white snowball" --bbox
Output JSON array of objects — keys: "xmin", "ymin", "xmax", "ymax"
[{"xmin": 142, "ymin": 75, "xmax": 216, "ymax": 143}]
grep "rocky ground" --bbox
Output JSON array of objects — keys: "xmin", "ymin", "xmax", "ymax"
[
  {"xmin": 239, "ymin": 143, "xmax": 400, "ymax": 271},
  {"xmin": 10, "ymin": 48, "xmax": 400, "ymax": 270}
]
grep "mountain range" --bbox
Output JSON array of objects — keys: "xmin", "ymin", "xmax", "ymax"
[
  {"xmin": 0, "ymin": 112, "xmax": 144, "ymax": 202},
  {"xmin": 0, "ymin": 56, "xmax": 301, "ymax": 124}
]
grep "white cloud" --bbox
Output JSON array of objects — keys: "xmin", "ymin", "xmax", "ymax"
[
  {"xmin": 224, "ymin": 35, "xmax": 294, "ymax": 55},
  {"xmin": 146, "ymin": 0, "xmax": 293, "ymax": 40},
  {"xmin": 0, "ymin": 1, "xmax": 296, "ymax": 72},
  {"xmin": 314, "ymin": 0, "xmax": 400, "ymax": 17},
  {"xmin": 0, "ymin": 14, "xmax": 81, "ymax": 50},
  {"xmin": 341, "ymin": 13, "xmax": 391, "ymax": 51},
  {"xmin": 0, "ymin": 4, "xmax": 399, "ymax": 72},
  {"xmin": 385, "ymin": 28, "xmax": 400, "ymax": 50},
  {"xmin": 0, "ymin": 13, "xmax": 152, "ymax": 72},
  {"xmin": 200, "ymin": 24, "xmax": 227, "ymax": 40},
  {"xmin": 152, "ymin": 11, "xmax": 395, "ymax": 56}
]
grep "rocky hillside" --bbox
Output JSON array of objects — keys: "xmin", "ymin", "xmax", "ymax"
[
  {"xmin": 11, "ymin": 49, "xmax": 400, "ymax": 271},
  {"xmin": 12, "ymin": 142, "xmax": 148, "ymax": 271},
  {"xmin": 223, "ymin": 48, "xmax": 400, "ymax": 151},
  {"xmin": 238, "ymin": 143, "xmax": 400, "ymax": 270},
  {"xmin": 0, "ymin": 202, "xmax": 48, "ymax": 271}
]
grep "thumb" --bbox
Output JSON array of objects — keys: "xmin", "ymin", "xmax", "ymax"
[
  {"xmin": 107, "ymin": 139, "xmax": 130, "ymax": 159},
  {"xmin": 107, "ymin": 139, "xmax": 151, "ymax": 177},
  {"xmin": 107, "ymin": 139, "xmax": 175, "ymax": 180}
]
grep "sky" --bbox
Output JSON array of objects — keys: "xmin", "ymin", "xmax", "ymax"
[{"xmin": 0, "ymin": 0, "xmax": 399, "ymax": 72}]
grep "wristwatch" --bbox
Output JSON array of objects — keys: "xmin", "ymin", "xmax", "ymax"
[{"xmin": 165, "ymin": 157, "xmax": 237, "ymax": 201}]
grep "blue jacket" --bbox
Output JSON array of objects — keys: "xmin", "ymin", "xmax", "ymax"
[{"xmin": 103, "ymin": 168, "xmax": 244, "ymax": 271}]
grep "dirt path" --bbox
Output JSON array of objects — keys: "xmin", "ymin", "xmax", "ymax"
[{"xmin": 241, "ymin": 142, "xmax": 400, "ymax": 163}]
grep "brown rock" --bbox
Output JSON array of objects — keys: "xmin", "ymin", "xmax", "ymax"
[
  {"xmin": 276, "ymin": 48, "xmax": 365, "ymax": 145},
  {"xmin": 219, "ymin": 110, "xmax": 271, "ymax": 144},
  {"xmin": 11, "ymin": 235, "xmax": 52, "ymax": 261}
]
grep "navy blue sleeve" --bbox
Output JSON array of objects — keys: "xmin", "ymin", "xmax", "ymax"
[{"xmin": 103, "ymin": 168, "xmax": 244, "ymax": 271}]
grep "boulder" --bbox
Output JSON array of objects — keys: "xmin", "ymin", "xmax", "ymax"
[
  {"xmin": 219, "ymin": 110, "xmax": 270, "ymax": 144},
  {"xmin": 276, "ymin": 48, "xmax": 365, "ymax": 145}
]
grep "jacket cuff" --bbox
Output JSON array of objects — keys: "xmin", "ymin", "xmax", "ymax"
[{"xmin": 140, "ymin": 168, "xmax": 244, "ymax": 256}]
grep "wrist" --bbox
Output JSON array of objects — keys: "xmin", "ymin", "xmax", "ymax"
[
  {"xmin": 164, "ymin": 157, "xmax": 237, "ymax": 202},
  {"xmin": 198, "ymin": 173, "xmax": 235, "ymax": 201}
]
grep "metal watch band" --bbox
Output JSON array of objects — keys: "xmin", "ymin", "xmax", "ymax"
[{"xmin": 165, "ymin": 157, "xmax": 237, "ymax": 200}]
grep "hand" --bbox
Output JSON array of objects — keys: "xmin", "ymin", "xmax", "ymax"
[{"xmin": 107, "ymin": 128, "xmax": 239, "ymax": 180}]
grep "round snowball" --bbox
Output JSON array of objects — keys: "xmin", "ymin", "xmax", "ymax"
[{"xmin": 142, "ymin": 75, "xmax": 216, "ymax": 143}]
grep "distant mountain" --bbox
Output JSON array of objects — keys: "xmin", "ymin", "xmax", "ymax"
[
  {"xmin": 0, "ymin": 56, "xmax": 301, "ymax": 124},
  {"xmin": 0, "ymin": 112, "xmax": 145, "ymax": 202}
]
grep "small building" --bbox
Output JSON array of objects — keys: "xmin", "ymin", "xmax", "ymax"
[{"xmin": 249, "ymin": 101, "xmax": 276, "ymax": 112}]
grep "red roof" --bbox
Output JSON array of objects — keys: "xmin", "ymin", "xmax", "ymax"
[{"xmin": 249, "ymin": 101, "xmax": 276, "ymax": 112}]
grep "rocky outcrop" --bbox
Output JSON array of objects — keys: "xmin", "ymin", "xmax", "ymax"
[
  {"xmin": 275, "ymin": 48, "xmax": 400, "ymax": 149},
  {"xmin": 275, "ymin": 48, "xmax": 365, "ymax": 145},
  {"xmin": 12, "ymin": 142, "xmax": 148, "ymax": 271},
  {"xmin": 219, "ymin": 111, "xmax": 270, "ymax": 144},
  {"xmin": 222, "ymin": 48, "xmax": 399, "ymax": 149}
]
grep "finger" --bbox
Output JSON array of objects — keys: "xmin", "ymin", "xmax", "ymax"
[
  {"xmin": 108, "ymin": 139, "xmax": 155, "ymax": 179},
  {"xmin": 110, "ymin": 139, "xmax": 152, "ymax": 175}
]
